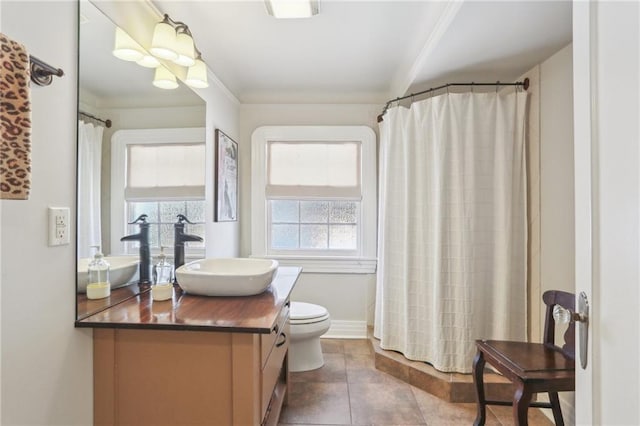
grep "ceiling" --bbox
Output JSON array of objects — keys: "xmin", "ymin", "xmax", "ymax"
[{"xmin": 80, "ymin": 0, "xmax": 572, "ymax": 107}]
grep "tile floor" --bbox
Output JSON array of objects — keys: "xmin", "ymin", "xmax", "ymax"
[{"xmin": 279, "ymin": 339, "xmax": 554, "ymax": 426}]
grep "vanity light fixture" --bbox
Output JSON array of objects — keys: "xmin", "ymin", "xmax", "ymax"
[
  {"xmin": 185, "ymin": 52, "xmax": 209, "ymax": 88},
  {"xmin": 150, "ymin": 15, "xmax": 179, "ymax": 61},
  {"xmin": 153, "ymin": 66, "xmax": 179, "ymax": 90},
  {"xmin": 174, "ymin": 30, "xmax": 196, "ymax": 67},
  {"xmin": 112, "ymin": 27, "xmax": 145, "ymax": 62},
  {"xmin": 136, "ymin": 54, "xmax": 161, "ymax": 68},
  {"xmin": 150, "ymin": 14, "xmax": 197, "ymax": 67},
  {"xmin": 265, "ymin": 0, "xmax": 319, "ymax": 19},
  {"xmin": 113, "ymin": 14, "xmax": 208, "ymax": 90}
]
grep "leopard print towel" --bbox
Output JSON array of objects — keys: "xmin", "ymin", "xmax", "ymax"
[{"xmin": 1, "ymin": 33, "xmax": 31, "ymax": 200}]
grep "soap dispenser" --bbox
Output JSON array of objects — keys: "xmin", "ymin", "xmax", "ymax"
[
  {"xmin": 152, "ymin": 246, "xmax": 174, "ymax": 301},
  {"xmin": 87, "ymin": 247, "xmax": 111, "ymax": 300}
]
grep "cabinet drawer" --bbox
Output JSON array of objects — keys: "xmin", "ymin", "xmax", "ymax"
[
  {"xmin": 261, "ymin": 320, "xmax": 289, "ymax": 419},
  {"xmin": 261, "ymin": 299, "xmax": 290, "ymax": 368}
]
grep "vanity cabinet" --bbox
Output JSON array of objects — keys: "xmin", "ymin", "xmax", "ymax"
[{"xmin": 80, "ymin": 267, "xmax": 300, "ymax": 426}]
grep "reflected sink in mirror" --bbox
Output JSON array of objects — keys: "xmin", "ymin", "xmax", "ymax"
[
  {"xmin": 77, "ymin": 256, "xmax": 139, "ymax": 293},
  {"xmin": 175, "ymin": 258, "xmax": 279, "ymax": 296}
]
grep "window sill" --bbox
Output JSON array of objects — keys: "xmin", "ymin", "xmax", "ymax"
[{"xmin": 251, "ymin": 255, "xmax": 377, "ymax": 274}]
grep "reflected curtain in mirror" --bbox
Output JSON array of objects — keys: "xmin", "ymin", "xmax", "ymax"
[{"xmin": 77, "ymin": 120, "xmax": 104, "ymax": 258}]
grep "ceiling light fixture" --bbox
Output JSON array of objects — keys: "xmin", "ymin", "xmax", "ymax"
[
  {"xmin": 112, "ymin": 14, "xmax": 208, "ymax": 90},
  {"xmin": 265, "ymin": 0, "xmax": 319, "ymax": 19}
]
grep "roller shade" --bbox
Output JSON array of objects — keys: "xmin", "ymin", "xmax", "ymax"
[
  {"xmin": 125, "ymin": 143, "xmax": 205, "ymax": 200},
  {"xmin": 266, "ymin": 141, "xmax": 361, "ymax": 199}
]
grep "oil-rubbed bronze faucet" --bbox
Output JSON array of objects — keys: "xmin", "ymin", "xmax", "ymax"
[
  {"xmin": 174, "ymin": 214, "xmax": 204, "ymax": 273},
  {"xmin": 120, "ymin": 214, "xmax": 151, "ymax": 287}
]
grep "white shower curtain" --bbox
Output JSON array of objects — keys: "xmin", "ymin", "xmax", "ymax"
[
  {"xmin": 374, "ymin": 91, "xmax": 528, "ymax": 373},
  {"xmin": 77, "ymin": 120, "xmax": 103, "ymax": 258}
]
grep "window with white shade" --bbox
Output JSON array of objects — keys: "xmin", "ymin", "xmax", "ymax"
[
  {"xmin": 252, "ymin": 126, "xmax": 377, "ymax": 273},
  {"xmin": 111, "ymin": 128, "xmax": 206, "ymax": 257}
]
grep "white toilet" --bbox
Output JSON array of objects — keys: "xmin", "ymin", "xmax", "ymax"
[{"xmin": 288, "ymin": 302, "xmax": 331, "ymax": 372}]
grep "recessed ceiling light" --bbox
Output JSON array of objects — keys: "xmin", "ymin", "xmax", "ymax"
[{"xmin": 265, "ymin": 0, "xmax": 319, "ymax": 19}]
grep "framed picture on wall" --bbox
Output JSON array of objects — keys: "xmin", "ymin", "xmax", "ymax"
[{"xmin": 214, "ymin": 129, "xmax": 238, "ymax": 222}]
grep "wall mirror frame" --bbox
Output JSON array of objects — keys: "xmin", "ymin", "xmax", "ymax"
[{"xmin": 76, "ymin": 0, "xmax": 207, "ymax": 320}]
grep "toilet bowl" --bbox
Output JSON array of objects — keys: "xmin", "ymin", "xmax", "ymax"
[{"xmin": 288, "ymin": 302, "xmax": 331, "ymax": 372}]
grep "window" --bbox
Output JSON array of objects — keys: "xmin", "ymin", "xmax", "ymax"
[
  {"xmin": 111, "ymin": 128, "xmax": 206, "ymax": 257},
  {"xmin": 251, "ymin": 126, "xmax": 377, "ymax": 273}
]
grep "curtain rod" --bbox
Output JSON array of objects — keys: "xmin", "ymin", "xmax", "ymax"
[
  {"xmin": 29, "ymin": 55, "xmax": 64, "ymax": 87},
  {"xmin": 377, "ymin": 78, "xmax": 530, "ymax": 123},
  {"xmin": 79, "ymin": 111, "xmax": 112, "ymax": 128}
]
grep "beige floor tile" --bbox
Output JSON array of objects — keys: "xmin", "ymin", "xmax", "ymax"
[
  {"xmin": 349, "ymin": 381, "xmax": 426, "ymax": 425},
  {"xmin": 290, "ymin": 353, "xmax": 347, "ymax": 383},
  {"xmin": 280, "ymin": 382, "xmax": 352, "ymax": 425},
  {"xmin": 411, "ymin": 385, "xmax": 501, "ymax": 426},
  {"xmin": 346, "ymin": 352, "xmax": 406, "ymax": 385},
  {"xmin": 488, "ymin": 405, "xmax": 554, "ymax": 426},
  {"xmin": 343, "ymin": 339, "xmax": 373, "ymax": 355},
  {"xmin": 321, "ymin": 339, "xmax": 345, "ymax": 354}
]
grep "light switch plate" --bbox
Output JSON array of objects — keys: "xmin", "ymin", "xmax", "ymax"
[{"xmin": 48, "ymin": 207, "xmax": 70, "ymax": 246}]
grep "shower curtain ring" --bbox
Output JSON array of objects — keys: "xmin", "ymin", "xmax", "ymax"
[
  {"xmin": 471, "ymin": 82, "xmax": 475, "ymax": 93},
  {"xmin": 496, "ymin": 81, "xmax": 500, "ymax": 93}
]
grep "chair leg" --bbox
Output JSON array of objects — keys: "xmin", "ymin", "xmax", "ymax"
[
  {"xmin": 513, "ymin": 381, "xmax": 533, "ymax": 426},
  {"xmin": 549, "ymin": 392, "xmax": 564, "ymax": 426},
  {"xmin": 472, "ymin": 350, "xmax": 487, "ymax": 426}
]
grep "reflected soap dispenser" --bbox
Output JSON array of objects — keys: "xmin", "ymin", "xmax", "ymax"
[
  {"xmin": 87, "ymin": 247, "xmax": 111, "ymax": 300},
  {"xmin": 152, "ymin": 246, "xmax": 174, "ymax": 301}
]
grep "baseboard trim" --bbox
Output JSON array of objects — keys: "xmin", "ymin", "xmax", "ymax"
[{"xmin": 323, "ymin": 320, "xmax": 367, "ymax": 339}]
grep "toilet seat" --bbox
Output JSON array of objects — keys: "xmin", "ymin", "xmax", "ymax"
[{"xmin": 290, "ymin": 302, "xmax": 330, "ymax": 324}]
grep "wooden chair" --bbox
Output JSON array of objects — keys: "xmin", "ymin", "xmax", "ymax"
[{"xmin": 472, "ymin": 290, "xmax": 575, "ymax": 426}]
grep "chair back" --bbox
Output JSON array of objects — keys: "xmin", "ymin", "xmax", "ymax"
[{"xmin": 542, "ymin": 290, "xmax": 576, "ymax": 360}]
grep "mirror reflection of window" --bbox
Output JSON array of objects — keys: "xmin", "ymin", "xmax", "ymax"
[{"xmin": 110, "ymin": 128, "xmax": 206, "ymax": 259}]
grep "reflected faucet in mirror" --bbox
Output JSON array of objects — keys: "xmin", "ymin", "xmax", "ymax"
[
  {"xmin": 174, "ymin": 214, "xmax": 204, "ymax": 271},
  {"xmin": 121, "ymin": 214, "xmax": 152, "ymax": 287}
]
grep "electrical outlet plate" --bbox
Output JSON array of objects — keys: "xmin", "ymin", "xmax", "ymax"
[{"xmin": 48, "ymin": 207, "xmax": 70, "ymax": 246}]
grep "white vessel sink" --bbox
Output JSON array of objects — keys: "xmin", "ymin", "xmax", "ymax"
[
  {"xmin": 77, "ymin": 256, "xmax": 139, "ymax": 293},
  {"xmin": 175, "ymin": 258, "xmax": 278, "ymax": 296}
]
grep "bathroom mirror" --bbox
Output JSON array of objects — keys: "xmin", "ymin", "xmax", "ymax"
[{"xmin": 77, "ymin": 1, "xmax": 206, "ymax": 319}]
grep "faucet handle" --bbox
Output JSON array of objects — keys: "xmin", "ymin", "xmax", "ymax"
[
  {"xmin": 176, "ymin": 214, "xmax": 195, "ymax": 224},
  {"xmin": 129, "ymin": 214, "xmax": 148, "ymax": 225}
]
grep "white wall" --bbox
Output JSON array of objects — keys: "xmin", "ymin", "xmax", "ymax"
[
  {"xmin": 239, "ymin": 104, "xmax": 381, "ymax": 334},
  {"xmin": 1, "ymin": 2, "xmax": 94, "ymax": 424},
  {"xmin": 540, "ymin": 44, "xmax": 575, "ymax": 313},
  {"xmin": 535, "ymin": 43, "xmax": 576, "ymax": 425}
]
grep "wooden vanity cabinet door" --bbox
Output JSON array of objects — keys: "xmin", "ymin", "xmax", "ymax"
[
  {"xmin": 261, "ymin": 299, "xmax": 290, "ymax": 368},
  {"xmin": 261, "ymin": 320, "xmax": 289, "ymax": 418}
]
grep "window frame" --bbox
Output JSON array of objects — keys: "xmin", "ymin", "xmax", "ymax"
[
  {"xmin": 110, "ymin": 127, "xmax": 206, "ymax": 257},
  {"xmin": 251, "ymin": 126, "xmax": 377, "ymax": 274}
]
